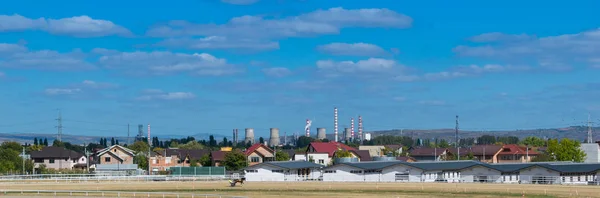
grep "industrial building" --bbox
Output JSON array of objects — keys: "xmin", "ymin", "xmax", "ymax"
[{"xmin": 321, "ymin": 160, "xmax": 600, "ymax": 184}]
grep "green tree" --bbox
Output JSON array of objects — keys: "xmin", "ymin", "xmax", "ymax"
[
  {"xmin": 438, "ymin": 139, "xmax": 450, "ymax": 148},
  {"xmin": 381, "ymin": 146, "xmax": 400, "ymax": 157},
  {"xmin": 275, "ymin": 151, "xmax": 290, "ymax": 161},
  {"xmin": 43, "ymin": 138, "xmax": 48, "ymax": 146},
  {"xmin": 334, "ymin": 150, "xmax": 353, "ymax": 158},
  {"xmin": 259, "ymin": 137, "xmax": 265, "ymax": 144},
  {"xmin": 199, "ymin": 154, "xmax": 212, "ymax": 166},
  {"xmin": 34, "ymin": 138, "xmax": 38, "ymax": 146},
  {"xmin": 129, "ymin": 141, "xmax": 150, "ymax": 154},
  {"xmin": 546, "ymin": 138, "xmax": 586, "ymax": 162},
  {"xmin": 179, "ymin": 141, "xmax": 204, "ymax": 150},
  {"xmin": 189, "ymin": 159, "xmax": 200, "ymax": 167},
  {"xmin": 134, "ymin": 155, "xmax": 148, "ymax": 170},
  {"xmin": 521, "ymin": 136, "xmax": 546, "ymax": 147},
  {"xmin": 111, "ymin": 137, "xmax": 115, "ymax": 146},
  {"xmin": 531, "ymin": 153, "xmax": 553, "ymax": 162},
  {"xmin": 223, "ymin": 150, "xmax": 247, "ymax": 171},
  {"xmin": 52, "ymin": 140, "xmax": 65, "ymax": 147},
  {"xmin": 296, "ymin": 136, "xmax": 314, "ymax": 148},
  {"xmin": 208, "ymin": 135, "xmax": 217, "ymax": 147}
]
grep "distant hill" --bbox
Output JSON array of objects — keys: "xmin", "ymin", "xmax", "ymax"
[
  {"xmin": 0, "ymin": 132, "xmax": 230, "ymax": 145},
  {"xmin": 368, "ymin": 126, "xmax": 598, "ymax": 142},
  {"xmin": 1, "ymin": 126, "xmax": 596, "ymax": 145}
]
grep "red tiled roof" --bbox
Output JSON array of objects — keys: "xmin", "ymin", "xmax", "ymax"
[
  {"xmin": 470, "ymin": 145, "xmax": 503, "ymax": 156},
  {"xmin": 498, "ymin": 144, "xmax": 538, "ymax": 155},
  {"xmin": 243, "ymin": 143, "xmax": 273, "ymax": 156},
  {"xmin": 308, "ymin": 142, "xmax": 356, "ymax": 157},
  {"xmin": 210, "ymin": 151, "xmax": 227, "ymax": 161},
  {"xmin": 351, "ymin": 150, "xmax": 372, "ymax": 161}
]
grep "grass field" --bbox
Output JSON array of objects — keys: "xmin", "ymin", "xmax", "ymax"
[{"xmin": 1, "ymin": 181, "xmax": 600, "ymax": 197}]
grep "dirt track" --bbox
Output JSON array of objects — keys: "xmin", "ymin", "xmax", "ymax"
[{"xmin": 1, "ymin": 181, "xmax": 599, "ymax": 197}]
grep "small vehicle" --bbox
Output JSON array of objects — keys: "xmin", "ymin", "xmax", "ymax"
[{"xmin": 229, "ymin": 178, "xmax": 246, "ymax": 187}]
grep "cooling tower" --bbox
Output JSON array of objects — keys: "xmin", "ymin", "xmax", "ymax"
[
  {"xmin": 269, "ymin": 128, "xmax": 280, "ymax": 146},
  {"xmin": 317, "ymin": 128, "xmax": 326, "ymax": 140},
  {"xmin": 344, "ymin": 128, "xmax": 351, "ymax": 141},
  {"xmin": 244, "ymin": 128, "xmax": 255, "ymax": 144}
]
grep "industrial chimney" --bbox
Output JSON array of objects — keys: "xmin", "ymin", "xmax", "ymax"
[
  {"xmin": 317, "ymin": 128, "xmax": 326, "ymax": 140},
  {"xmin": 269, "ymin": 128, "xmax": 280, "ymax": 146},
  {"xmin": 344, "ymin": 128, "xmax": 351, "ymax": 142},
  {"xmin": 244, "ymin": 128, "xmax": 255, "ymax": 144},
  {"xmin": 334, "ymin": 107, "xmax": 338, "ymax": 142}
]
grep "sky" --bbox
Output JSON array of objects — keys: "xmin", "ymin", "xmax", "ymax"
[{"xmin": 1, "ymin": 0, "xmax": 600, "ymax": 139}]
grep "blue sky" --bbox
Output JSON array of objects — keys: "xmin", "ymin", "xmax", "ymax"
[{"xmin": 1, "ymin": 0, "xmax": 600, "ymax": 139}]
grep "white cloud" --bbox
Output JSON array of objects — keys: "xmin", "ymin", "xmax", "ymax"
[
  {"xmin": 317, "ymin": 58, "xmax": 400, "ymax": 74},
  {"xmin": 221, "ymin": 0, "xmax": 259, "ymax": 5},
  {"xmin": 147, "ymin": 7, "xmax": 412, "ymax": 39},
  {"xmin": 262, "ymin": 67, "xmax": 291, "ymax": 77},
  {"xmin": 0, "ymin": 14, "xmax": 131, "ymax": 37},
  {"xmin": 418, "ymin": 100, "xmax": 446, "ymax": 106},
  {"xmin": 422, "ymin": 64, "xmax": 530, "ymax": 81},
  {"xmin": 156, "ymin": 36, "xmax": 279, "ymax": 51},
  {"xmin": 44, "ymin": 88, "xmax": 81, "ymax": 95},
  {"xmin": 80, "ymin": 80, "xmax": 119, "ymax": 89},
  {"xmin": 0, "ymin": 44, "xmax": 93, "ymax": 70},
  {"xmin": 469, "ymin": 32, "xmax": 533, "ymax": 43},
  {"xmin": 97, "ymin": 51, "xmax": 240, "ymax": 76},
  {"xmin": 455, "ymin": 28, "xmax": 600, "ymax": 69},
  {"xmin": 136, "ymin": 89, "xmax": 196, "ymax": 100},
  {"xmin": 317, "ymin": 42, "xmax": 387, "ymax": 56}
]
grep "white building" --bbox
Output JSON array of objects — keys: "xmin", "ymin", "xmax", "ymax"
[
  {"xmin": 322, "ymin": 160, "xmax": 600, "ymax": 185},
  {"xmin": 307, "ymin": 153, "xmax": 330, "ymax": 166},
  {"xmin": 244, "ymin": 161, "xmax": 324, "ymax": 181},
  {"xmin": 581, "ymin": 143, "xmax": 600, "ymax": 163}
]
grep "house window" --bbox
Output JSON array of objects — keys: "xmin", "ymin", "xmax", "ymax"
[
  {"xmin": 246, "ymin": 170, "xmax": 258, "ymax": 173},
  {"xmin": 166, "ymin": 157, "xmax": 172, "ymax": 164},
  {"xmin": 49, "ymin": 159, "xmax": 55, "ymax": 164},
  {"xmin": 350, "ymin": 170, "xmax": 362, "ymax": 174},
  {"xmin": 104, "ymin": 157, "xmax": 111, "ymax": 162},
  {"xmin": 324, "ymin": 170, "xmax": 336, "ymax": 173},
  {"xmin": 272, "ymin": 170, "xmax": 284, "ymax": 173},
  {"xmin": 251, "ymin": 157, "xmax": 260, "ymax": 162},
  {"xmin": 318, "ymin": 159, "xmax": 324, "ymax": 164},
  {"xmin": 364, "ymin": 170, "xmax": 382, "ymax": 174}
]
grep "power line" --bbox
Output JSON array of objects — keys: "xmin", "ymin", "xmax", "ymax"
[{"xmin": 0, "ymin": 120, "xmax": 54, "ymax": 127}]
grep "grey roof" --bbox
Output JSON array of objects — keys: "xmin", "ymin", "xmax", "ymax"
[
  {"xmin": 30, "ymin": 147, "xmax": 83, "ymax": 159},
  {"xmin": 326, "ymin": 161, "xmax": 404, "ymax": 170},
  {"xmin": 248, "ymin": 161, "xmax": 324, "ymax": 170},
  {"xmin": 324, "ymin": 160, "xmax": 600, "ymax": 173}
]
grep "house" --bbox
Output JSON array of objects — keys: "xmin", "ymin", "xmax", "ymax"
[
  {"xmin": 211, "ymin": 151, "xmax": 227, "ymax": 167},
  {"xmin": 496, "ymin": 144, "xmax": 538, "ymax": 163},
  {"xmin": 306, "ymin": 142, "xmax": 356, "ymax": 165},
  {"xmin": 358, "ymin": 145, "xmax": 403, "ymax": 157},
  {"xmin": 581, "ymin": 143, "xmax": 600, "ymax": 163},
  {"xmin": 244, "ymin": 143, "xmax": 275, "ymax": 166},
  {"xmin": 407, "ymin": 147, "xmax": 448, "ymax": 161},
  {"xmin": 244, "ymin": 161, "xmax": 324, "ymax": 181},
  {"xmin": 149, "ymin": 148, "xmax": 211, "ymax": 173},
  {"xmin": 470, "ymin": 145, "xmax": 503, "ymax": 163},
  {"xmin": 395, "ymin": 156, "xmax": 416, "ymax": 162},
  {"xmin": 30, "ymin": 146, "xmax": 87, "ymax": 171},
  {"xmin": 283, "ymin": 149, "xmax": 307, "ymax": 161},
  {"xmin": 94, "ymin": 145, "xmax": 136, "ymax": 165}
]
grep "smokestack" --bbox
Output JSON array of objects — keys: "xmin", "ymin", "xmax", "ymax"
[
  {"xmin": 317, "ymin": 128, "xmax": 326, "ymax": 140},
  {"xmin": 344, "ymin": 128, "xmax": 351, "ymax": 141},
  {"xmin": 147, "ymin": 124, "xmax": 151, "ymax": 147},
  {"xmin": 305, "ymin": 119, "xmax": 311, "ymax": 137},
  {"xmin": 235, "ymin": 129, "xmax": 239, "ymax": 144},
  {"xmin": 351, "ymin": 117, "xmax": 355, "ymax": 140},
  {"xmin": 358, "ymin": 116, "xmax": 363, "ymax": 141},
  {"xmin": 269, "ymin": 128, "xmax": 280, "ymax": 146},
  {"xmin": 244, "ymin": 128, "xmax": 255, "ymax": 144},
  {"xmin": 334, "ymin": 107, "xmax": 338, "ymax": 142},
  {"xmin": 232, "ymin": 129, "xmax": 236, "ymax": 144}
]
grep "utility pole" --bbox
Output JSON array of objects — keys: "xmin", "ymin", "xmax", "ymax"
[
  {"xmin": 22, "ymin": 147, "xmax": 25, "ymax": 175},
  {"xmin": 455, "ymin": 115, "xmax": 460, "ymax": 161},
  {"xmin": 55, "ymin": 109, "xmax": 63, "ymax": 142},
  {"xmin": 127, "ymin": 123, "xmax": 130, "ymax": 145}
]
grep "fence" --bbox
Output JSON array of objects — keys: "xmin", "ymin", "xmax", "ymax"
[
  {"xmin": 0, "ymin": 174, "xmax": 243, "ymax": 183},
  {"xmin": 320, "ymin": 174, "xmax": 600, "ymax": 185},
  {"xmin": 170, "ymin": 167, "xmax": 226, "ymax": 176},
  {"xmin": 0, "ymin": 190, "xmax": 247, "ymax": 198}
]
